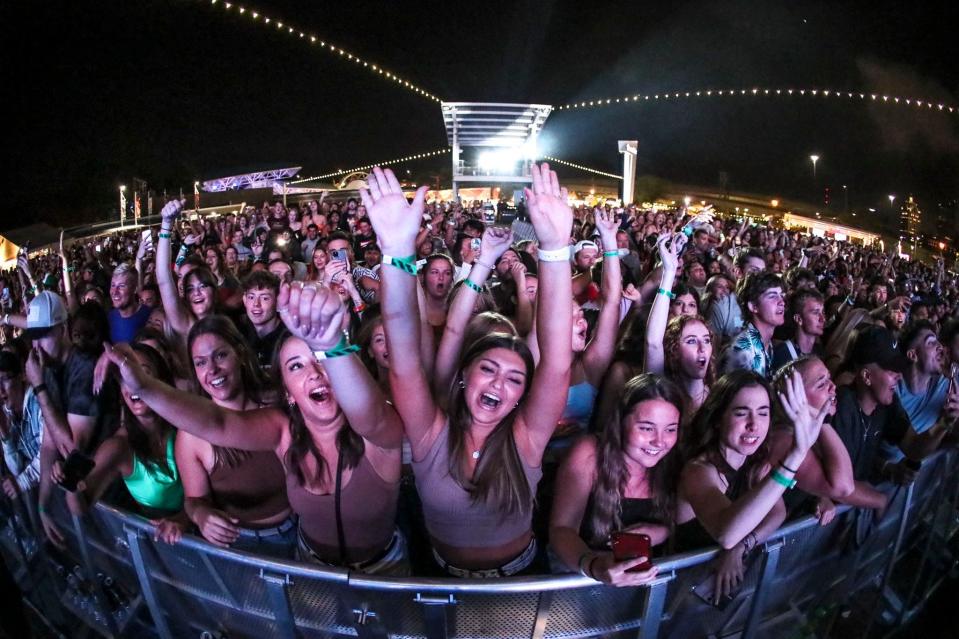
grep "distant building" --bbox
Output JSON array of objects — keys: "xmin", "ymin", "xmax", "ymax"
[{"xmin": 899, "ymin": 195, "xmax": 922, "ymax": 240}]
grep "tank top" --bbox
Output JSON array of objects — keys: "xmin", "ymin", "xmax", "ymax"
[
  {"xmin": 412, "ymin": 427, "xmax": 543, "ymax": 548},
  {"xmin": 209, "ymin": 447, "xmax": 289, "ymax": 523},
  {"xmin": 674, "ymin": 458, "xmax": 750, "ymax": 552},
  {"xmin": 561, "ymin": 381, "xmax": 599, "ymax": 431},
  {"xmin": 285, "ymin": 453, "xmax": 398, "ymax": 562},
  {"xmin": 123, "ymin": 434, "xmax": 184, "ymax": 513},
  {"xmin": 581, "ymin": 495, "xmax": 664, "ymax": 549}
]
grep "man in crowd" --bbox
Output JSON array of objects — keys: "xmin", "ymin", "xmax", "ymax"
[
  {"xmin": 238, "ymin": 271, "xmax": 284, "ymax": 369},
  {"xmin": 878, "ymin": 321, "xmax": 959, "ymax": 465},
  {"xmin": 28, "ymin": 292, "xmax": 116, "ymax": 545},
  {"xmin": 832, "ymin": 326, "xmax": 945, "ymax": 486},
  {"xmin": 0, "ymin": 352, "xmax": 43, "ymax": 500},
  {"xmin": 772, "ymin": 288, "xmax": 826, "ymax": 372},
  {"xmin": 300, "ymin": 223, "xmax": 321, "ymax": 264},
  {"xmin": 723, "ymin": 272, "xmax": 785, "ymax": 378},
  {"xmin": 107, "ymin": 262, "xmax": 152, "ymax": 344}
]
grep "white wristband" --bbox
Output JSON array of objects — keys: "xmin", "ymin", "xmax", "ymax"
[{"xmin": 537, "ymin": 246, "xmax": 571, "ymax": 262}]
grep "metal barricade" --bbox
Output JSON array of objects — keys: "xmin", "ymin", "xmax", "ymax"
[{"xmin": 5, "ymin": 449, "xmax": 958, "ymax": 639}]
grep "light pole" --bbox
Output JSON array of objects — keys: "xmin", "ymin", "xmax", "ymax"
[
  {"xmin": 119, "ymin": 185, "xmax": 127, "ymax": 227},
  {"xmin": 809, "ymin": 155, "xmax": 820, "ymax": 210},
  {"xmin": 842, "ymin": 184, "xmax": 848, "ymax": 215}
]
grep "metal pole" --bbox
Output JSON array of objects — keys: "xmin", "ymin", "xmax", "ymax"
[
  {"xmin": 743, "ymin": 541, "xmax": 783, "ymax": 639},
  {"xmin": 126, "ymin": 526, "xmax": 173, "ymax": 639}
]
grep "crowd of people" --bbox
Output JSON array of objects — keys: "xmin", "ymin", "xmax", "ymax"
[{"xmin": 1, "ymin": 162, "xmax": 958, "ymax": 603}]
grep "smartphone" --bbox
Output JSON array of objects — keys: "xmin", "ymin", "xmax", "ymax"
[
  {"xmin": 610, "ymin": 531, "xmax": 652, "ymax": 572},
  {"xmin": 60, "ymin": 450, "xmax": 96, "ymax": 492},
  {"xmin": 141, "ymin": 229, "xmax": 152, "ymax": 243},
  {"xmin": 330, "ymin": 248, "xmax": 349, "ymax": 263},
  {"xmin": 470, "ymin": 238, "xmax": 482, "ymax": 252}
]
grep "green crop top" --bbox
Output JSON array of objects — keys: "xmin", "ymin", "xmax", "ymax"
[{"xmin": 123, "ymin": 433, "xmax": 184, "ymax": 512}]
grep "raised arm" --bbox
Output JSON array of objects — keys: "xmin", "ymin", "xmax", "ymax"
[
  {"xmin": 681, "ymin": 373, "xmax": 828, "ymax": 549},
  {"xmin": 361, "ymin": 168, "xmax": 442, "ymax": 458},
  {"xmin": 58, "ymin": 230, "xmax": 78, "ymax": 314},
  {"xmin": 644, "ymin": 234, "xmax": 682, "ymax": 375},
  {"xmin": 277, "ymin": 281, "xmax": 403, "ymax": 450},
  {"xmin": 104, "ymin": 342, "xmax": 286, "ymax": 451},
  {"xmin": 515, "ymin": 163, "xmax": 574, "ymax": 455},
  {"xmin": 155, "ymin": 200, "xmax": 194, "ymax": 337},
  {"xmin": 582, "ymin": 209, "xmax": 623, "ymax": 386},
  {"xmin": 432, "ymin": 227, "xmax": 513, "ymax": 399}
]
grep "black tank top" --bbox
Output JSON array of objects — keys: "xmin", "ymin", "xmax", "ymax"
[{"xmin": 674, "ymin": 459, "xmax": 750, "ymax": 553}]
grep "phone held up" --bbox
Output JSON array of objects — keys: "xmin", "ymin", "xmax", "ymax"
[{"xmin": 610, "ymin": 531, "xmax": 652, "ymax": 572}]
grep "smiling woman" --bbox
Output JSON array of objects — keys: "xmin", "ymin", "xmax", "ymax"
[{"xmin": 370, "ymin": 163, "xmax": 573, "ymax": 577}]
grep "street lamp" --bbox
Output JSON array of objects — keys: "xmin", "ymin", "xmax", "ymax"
[
  {"xmin": 809, "ymin": 155, "xmax": 820, "ymax": 178},
  {"xmin": 888, "ymin": 194, "xmax": 896, "ymax": 207}
]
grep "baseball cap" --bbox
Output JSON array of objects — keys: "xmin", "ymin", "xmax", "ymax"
[
  {"xmin": 849, "ymin": 325, "xmax": 910, "ymax": 374},
  {"xmin": 573, "ymin": 240, "xmax": 599, "ymax": 255},
  {"xmin": 24, "ymin": 291, "xmax": 69, "ymax": 340}
]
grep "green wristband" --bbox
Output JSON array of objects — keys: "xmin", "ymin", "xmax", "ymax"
[
  {"xmin": 313, "ymin": 334, "xmax": 361, "ymax": 360},
  {"xmin": 771, "ymin": 469, "xmax": 797, "ymax": 490},
  {"xmin": 158, "ymin": 232, "xmax": 172, "ymax": 239},
  {"xmin": 383, "ymin": 254, "xmax": 418, "ymax": 276},
  {"xmin": 657, "ymin": 287, "xmax": 675, "ymax": 299},
  {"xmin": 463, "ymin": 279, "xmax": 483, "ymax": 293},
  {"xmin": 603, "ymin": 250, "xmax": 619, "ymax": 258}
]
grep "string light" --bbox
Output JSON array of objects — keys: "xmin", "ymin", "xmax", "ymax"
[
  {"xmin": 553, "ymin": 87, "xmax": 957, "ymax": 116},
  {"xmin": 289, "ymin": 149, "xmax": 451, "ymax": 184},
  {"xmin": 542, "ymin": 156, "xmax": 622, "ymax": 180},
  {"xmin": 203, "ymin": 0, "xmax": 443, "ymax": 103}
]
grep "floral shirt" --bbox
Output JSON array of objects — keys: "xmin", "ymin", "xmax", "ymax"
[{"xmin": 722, "ymin": 322, "xmax": 772, "ymax": 379}]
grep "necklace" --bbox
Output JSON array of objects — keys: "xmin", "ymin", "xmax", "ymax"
[{"xmin": 465, "ymin": 432, "xmax": 482, "ymax": 460}]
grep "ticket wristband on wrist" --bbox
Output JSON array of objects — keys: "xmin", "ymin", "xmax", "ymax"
[
  {"xmin": 657, "ymin": 288, "xmax": 676, "ymax": 299},
  {"xmin": 382, "ymin": 254, "xmax": 418, "ymax": 276},
  {"xmin": 158, "ymin": 232, "xmax": 172, "ymax": 239},
  {"xmin": 312, "ymin": 335, "xmax": 362, "ymax": 360},
  {"xmin": 353, "ymin": 303, "xmax": 367, "ymax": 313},
  {"xmin": 537, "ymin": 246, "xmax": 571, "ymax": 262},
  {"xmin": 771, "ymin": 469, "xmax": 797, "ymax": 489},
  {"xmin": 603, "ymin": 250, "xmax": 620, "ymax": 258},
  {"xmin": 463, "ymin": 279, "xmax": 483, "ymax": 294}
]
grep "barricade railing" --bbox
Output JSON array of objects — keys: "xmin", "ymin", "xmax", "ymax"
[{"xmin": 2, "ymin": 449, "xmax": 957, "ymax": 639}]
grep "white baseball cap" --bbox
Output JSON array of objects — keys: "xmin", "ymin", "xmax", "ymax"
[{"xmin": 25, "ymin": 291, "xmax": 69, "ymax": 339}]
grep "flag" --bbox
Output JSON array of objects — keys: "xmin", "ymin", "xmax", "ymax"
[
  {"xmin": 194, "ymin": 182, "xmax": 200, "ymax": 211},
  {"xmin": 134, "ymin": 191, "xmax": 141, "ymax": 224}
]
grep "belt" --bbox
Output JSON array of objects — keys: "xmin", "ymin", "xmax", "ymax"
[
  {"xmin": 235, "ymin": 517, "xmax": 296, "ymax": 540},
  {"xmin": 433, "ymin": 537, "xmax": 537, "ymax": 578},
  {"xmin": 299, "ymin": 527, "xmax": 400, "ymax": 570}
]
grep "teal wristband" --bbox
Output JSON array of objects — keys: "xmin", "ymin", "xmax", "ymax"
[
  {"xmin": 463, "ymin": 279, "xmax": 483, "ymax": 293},
  {"xmin": 158, "ymin": 232, "xmax": 172, "ymax": 239},
  {"xmin": 603, "ymin": 250, "xmax": 619, "ymax": 258},
  {"xmin": 771, "ymin": 469, "xmax": 797, "ymax": 489},
  {"xmin": 313, "ymin": 334, "xmax": 361, "ymax": 360},
  {"xmin": 657, "ymin": 287, "xmax": 675, "ymax": 299},
  {"xmin": 382, "ymin": 254, "xmax": 418, "ymax": 276}
]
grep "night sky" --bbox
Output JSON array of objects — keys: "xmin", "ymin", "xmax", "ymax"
[{"xmin": 5, "ymin": 0, "xmax": 958, "ymax": 230}]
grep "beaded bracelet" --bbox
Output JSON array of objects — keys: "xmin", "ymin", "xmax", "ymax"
[
  {"xmin": 463, "ymin": 279, "xmax": 483, "ymax": 294},
  {"xmin": 657, "ymin": 287, "xmax": 675, "ymax": 299},
  {"xmin": 382, "ymin": 254, "xmax": 418, "ymax": 276},
  {"xmin": 603, "ymin": 250, "xmax": 619, "ymax": 258}
]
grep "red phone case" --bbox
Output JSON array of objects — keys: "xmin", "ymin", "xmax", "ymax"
[{"xmin": 610, "ymin": 532, "xmax": 652, "ymax": 572}]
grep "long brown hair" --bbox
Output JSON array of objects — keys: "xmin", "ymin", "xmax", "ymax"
[
  {"xmin": 663, "ymin": 315, "xmax": 716, "ymax": 403},
  {"xmin": 187, "ymin": 316, "xmax": 270, "ymax": 468},
  {"xmin": 588, "ymin": 374, "xmax": 685, "ymax": 545},
  {"xmin": 273, "ymin": 331, "xmax": 364, "ymax": 486},
  {"xmin": 122, "ymin": 344, "xmax": 177, "ymax": 479},
  {"xmin": 446, "ymin": 333, "xmax": 535, "ymax": 517},
  {"xmin": 686, "ymin": 370, "xmax": 773, "ymax": 490}
]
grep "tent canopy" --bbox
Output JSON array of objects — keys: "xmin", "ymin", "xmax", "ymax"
[{"xmin": 0, "ymin": 223, "xmax": 62, "ymax": 267}]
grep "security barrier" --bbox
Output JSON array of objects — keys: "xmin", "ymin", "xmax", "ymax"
[{"xmin": 2, "ymin": 449, "xmax": 957, "ymax": 639}]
